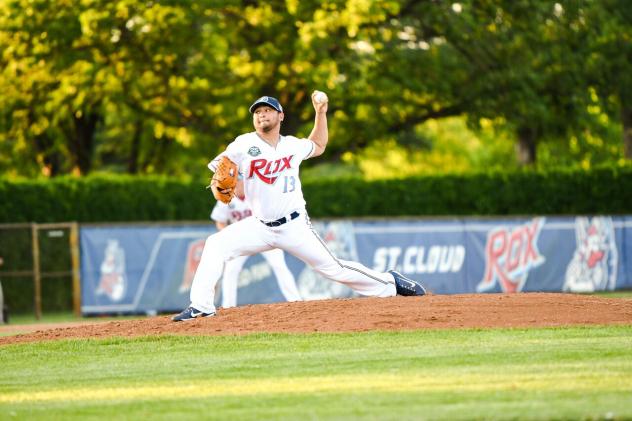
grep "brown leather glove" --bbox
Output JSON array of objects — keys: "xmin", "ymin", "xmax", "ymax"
[{"xmin": 209, "ymin": 156, "xmax": 238, "ymax": 204}]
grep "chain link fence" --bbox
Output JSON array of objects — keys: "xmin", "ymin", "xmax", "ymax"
[{"xmin": 0, "ymin": 223, "xmax": 80, "ymax": 320}]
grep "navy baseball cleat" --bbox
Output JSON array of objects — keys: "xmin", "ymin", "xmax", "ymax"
[
  {"xmin": 389, "ymin": 270, "xmax": 426, "ymax": 296},
  {"xmin": 171, "ymin": 306, "xmax": 215, "ymax": 322}
]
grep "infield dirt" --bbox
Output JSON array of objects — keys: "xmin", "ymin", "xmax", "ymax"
[{"xmin": 1, "ymin": 293, "xmax": 632, "ymax": 345}]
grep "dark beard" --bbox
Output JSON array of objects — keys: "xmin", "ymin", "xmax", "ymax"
[{"xmin": 261, "ymin": 122, "xmax": 278, "ymax": 133}]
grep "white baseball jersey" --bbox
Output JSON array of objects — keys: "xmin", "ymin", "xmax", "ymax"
[{"xmin": 209, "ymin": 132, "xmax": 315, "ymax": 222}]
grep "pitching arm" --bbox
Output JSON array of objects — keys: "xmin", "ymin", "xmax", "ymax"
[{"xmin": 308, "ymin": 91, "xmax": 328, "ymax": 158}]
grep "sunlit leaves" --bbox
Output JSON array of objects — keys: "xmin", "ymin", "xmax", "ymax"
[{"xmin": 0, "ymin": 0, "xmax": 628, "ymax": 178}]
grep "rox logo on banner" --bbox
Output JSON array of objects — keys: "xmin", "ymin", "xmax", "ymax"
[
  {"xmin": 248, "ymin": 155, "xmax": 294, "ymax": 184},
  {"xmin": 476, "ymin": 218, "xmax": 546, "ymax": 293}
]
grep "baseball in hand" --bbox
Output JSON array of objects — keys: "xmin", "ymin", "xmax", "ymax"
[{"xmin": 314, "ymin": 91, "xmax": 328, "ymax": 104}]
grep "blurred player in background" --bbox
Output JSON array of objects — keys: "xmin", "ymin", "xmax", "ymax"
[{"xmin": 212, "ymin": 180, "xmax": 302, "ymax": 308}]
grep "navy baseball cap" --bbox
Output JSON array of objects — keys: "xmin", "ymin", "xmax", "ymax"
[{"xmin": 249, "ymin": 96, "xmax": 283, "ymax": 113}]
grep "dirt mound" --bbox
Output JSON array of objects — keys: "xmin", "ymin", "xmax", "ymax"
[{"xmin": 2, "ymin": 293, "xmax": 632, "ymax": 345}]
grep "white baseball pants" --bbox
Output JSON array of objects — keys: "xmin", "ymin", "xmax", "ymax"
[
  {"xmin": 220, "ymin": 248, "xmax": 302, "ymax": 308},
  {"xmin": 190, "ymin": 212, "xmax": 396, "ymax": 314}
]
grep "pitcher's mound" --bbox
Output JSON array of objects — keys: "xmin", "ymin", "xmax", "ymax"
[{"xmin": 2, "ymin": 293, "xmax": 632, "ymax": 345}]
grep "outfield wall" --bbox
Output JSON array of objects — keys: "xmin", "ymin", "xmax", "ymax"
[{"xmin": 80, "ymin": 216, "xmax": 631, "ymax": 315}]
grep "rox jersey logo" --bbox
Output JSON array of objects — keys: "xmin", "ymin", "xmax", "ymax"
[{"xmin": 248, "ymin": 155, "xmax": 294, "ymax": 184}]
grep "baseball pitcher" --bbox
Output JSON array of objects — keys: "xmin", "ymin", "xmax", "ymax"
[{"xmin": 172, "ymin": 91, "xmax": 426, "ymax": 321}]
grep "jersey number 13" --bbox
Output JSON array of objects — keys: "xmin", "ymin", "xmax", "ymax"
[{"xmin": 283, "ymin": 176, "xmax": 296, "ymax": 193}]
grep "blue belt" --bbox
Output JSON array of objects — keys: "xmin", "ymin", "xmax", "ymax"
[{"xmin": 261, "ymin": 211, "xmax": 300, "ymax": 227}]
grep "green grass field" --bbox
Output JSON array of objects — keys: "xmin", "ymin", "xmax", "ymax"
[{"xmin": 1, "ymin": 326, "xmax": 631, "ymax": 420}]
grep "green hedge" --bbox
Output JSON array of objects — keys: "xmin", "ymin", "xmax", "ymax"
[
  {"xmin": 0, "ymin": 175, "xmax": 212, "ymax": 223},
  {"xmin": 303, "ymin": 166, "xmax": 632, "ymax": 217},
  {"xmin": 1, "ymin": 166, "xmax": 631, "ymax": 223}
]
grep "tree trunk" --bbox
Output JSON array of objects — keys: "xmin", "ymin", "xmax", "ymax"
[
  {"xmin": 516, "ymin": 126, "xmax": 537, "ymax": 166},
  {"xmin": 622, "ymin": 104, "xmax": 632, "ymax": 160},
  {"xmin": 281, "ymin": 113, "xmax": 300, "ymax": 139},
  {"xmin": 40, "ymin": 145, "xmax": 63, "ymax": 176},
  {"xmin": 71, "ymin": 112, "xmax": 100, "ymax": 175},
  {"xmin": 127, "ymin": 119, "xmax": 143, "ymax": 174},
  {"xmin": 34, "ymin": 134, "xmax": 62, "ymax": 177},
  {"xmin": 142, "ymin": 136, "xmax": 170, "ymax": 172},
  {"xmin": 28, "ymin": 109, "xmax": 63, "ymax": 176}
]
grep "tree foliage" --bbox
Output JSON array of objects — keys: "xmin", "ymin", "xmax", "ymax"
[{"xmin": 0, "ymin": 0, "xmax": 629, "ymax": 178}]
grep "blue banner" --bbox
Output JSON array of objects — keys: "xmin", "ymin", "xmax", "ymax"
[
  {"xmin": 81, "ymin": 225, "xmax": 213, "ymax": 314},
  {"xmin": 80, "ymin": 216, "xmax": 632, "ymax": 315}
]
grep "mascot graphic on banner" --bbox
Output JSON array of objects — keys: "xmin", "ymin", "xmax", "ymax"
[
  {"xmin": 96, "ymin": 239, "xmax": 127, "ymax": 302},
  {"xmin": 476, "ymin": 218, "xmax": 546, "ymax": 293},
  {"xmin": 564, "ymin": 216, "xmax": 618, "ymax": 292}
]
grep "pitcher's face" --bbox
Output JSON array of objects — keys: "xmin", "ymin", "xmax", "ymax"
[{"xmin": 253, "ymin": 106, "xmax": 283, "ymax": 133}]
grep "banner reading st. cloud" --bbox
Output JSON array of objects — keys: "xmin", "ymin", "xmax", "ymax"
[
  {"xmin": 354, "ymin": 216, "xmax": 630, "ymax": 295},
  {"xmin": 80, "ymin": 216, "xmax": 632, "ymax": 315}
]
